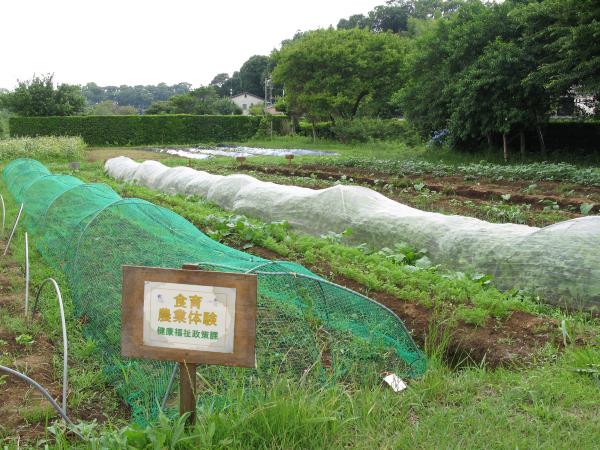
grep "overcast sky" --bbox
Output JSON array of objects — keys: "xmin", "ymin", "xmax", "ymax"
[{"xmin": 1, "ymin": 0, "xmax": 384, "ymax": 89}]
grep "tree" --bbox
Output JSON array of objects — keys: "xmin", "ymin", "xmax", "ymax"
[
  {"xmin": 397, "ymin": 0, "xmax": 553, "ymax": 157},
  {"xmin": 515, "ymin": 0, "xmax": 600, "ymax": 97},
  {"xmin": 145, "ymin": 86, "xmax": 241, "ymax": 115},
  {"xmin": 86, "ymin": 100, "xmax": 138, "ymax": 115},
  {"xmin": 239, "ymin": 55, "xmax": 269, "ymax": 98},
  {"xmin": 338, "ymin": 1, "xmax": 465, "ymax": 33},
  {"xmin": 1, "ymin": 74, "xmax": 85, "ymax": 116},
  {"xmin": 448, "ymin": 38, "xmax": 550, "ymax": 159},
  {"xmin": 272, "ymin": 28, "xmax": 408, "ymax": 121},
  {"xmin": 210, "ymin": 73, "xmax": 230, "ymax": 89},
  {"xmin": 80, "ymin": 82, "xmax": 192, "ymax": 111}
]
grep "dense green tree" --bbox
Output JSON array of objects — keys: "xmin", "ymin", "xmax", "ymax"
[
  {"xmin": 448, "ymin": 38, "xmax": 550, "ymax": 159},
  {"xmin": 397, "ymin": 0, "xmax": 555, "ymax": 157},
  {"xmin": 239, "ymin": 55, "xmax": 269, "ymax": 98},
  {"xmin": 1, "ymin": 74, "xmax": 85, "ymax": 116},
  {"xmin": 515, "ymin": 0, "xmax": 600, "ymax": 98},
  {"xmin": 338, "ymin": 0, "xmax": 464, "ymax": 33},
  {"xmin": 272, "ymin": 28, "xmax": 408, "ymax": 121},
  {"xmin": 86, "ymin": 100, "xmax": 138, "ymax": 115},
  {"xmin": 145, "ymin": 86, "xmax": 241, "ymax": 115},
  {"xmin": 81, "ymin": 82, "xmax": 192, "ymax": 111}
]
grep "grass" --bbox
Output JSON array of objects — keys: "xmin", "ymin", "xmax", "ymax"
[
  {"xmin": 0, "ymin": 136, "xmax": 85, "ymax": 161},
  {"xmin": 45, "ymin": 346, "xmax": 600, "ymax": 449},
  {"xmin": 1, "ymin": 148, "xmax": 600, "ymax": 448}
]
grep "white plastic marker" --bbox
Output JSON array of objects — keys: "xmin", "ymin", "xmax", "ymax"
[{"xmin": 383, "ymin": 373, "xmax": 407, "ymax": 393}]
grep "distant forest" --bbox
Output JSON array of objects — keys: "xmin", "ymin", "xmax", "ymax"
[{"xmin": 81, "ymin": 82, "xmax": 192, "ymax": 111}]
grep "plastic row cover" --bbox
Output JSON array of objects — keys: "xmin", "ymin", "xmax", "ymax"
[{"xmin": 106, "ymin": 157, "xmax": 600, "ymax": 311}]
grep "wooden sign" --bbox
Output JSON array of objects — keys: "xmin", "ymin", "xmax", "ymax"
[
  {"xmin": 121, "ymin": 265, "xmax": 257, "ymax": 367},
  {"xmin": 121, "ymin": 264, "xmax": 257, "ymax": 424}
]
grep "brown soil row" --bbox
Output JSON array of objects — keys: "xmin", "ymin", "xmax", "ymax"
[{"xmin": 241, "ymin": 164, "xmax": 599, "ymax": 213}]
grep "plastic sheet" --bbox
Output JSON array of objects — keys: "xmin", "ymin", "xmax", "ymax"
[
  {"xmin": 106, "ymin": 157, "xmax": 600, "ymax": 311},
  {"xmin": 4, "ymin": 158, "xmax": 426, "ymax": 423}
]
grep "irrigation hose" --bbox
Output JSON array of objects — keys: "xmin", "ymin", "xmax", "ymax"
[{"xmin": 0, "ymin": 365, "xmax": 83, "ymax": 439}]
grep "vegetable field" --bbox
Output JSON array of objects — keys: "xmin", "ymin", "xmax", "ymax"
[{"xmin": 0, "ymin": 140, "xmax": 599, "ymax": 449}]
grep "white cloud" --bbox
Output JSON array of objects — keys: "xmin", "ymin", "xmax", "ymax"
[{"xmin": 1, "ymin": 0, "xmax": 383, "ymax": 88}]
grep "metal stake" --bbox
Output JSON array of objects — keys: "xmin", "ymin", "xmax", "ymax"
[
  {"xmin": 24, "ymin": 232, "xmax": 29, "ymax": 315},
  {"xmin": 4, "ymin": 203, "xmax": 23, "ymax": 256}
]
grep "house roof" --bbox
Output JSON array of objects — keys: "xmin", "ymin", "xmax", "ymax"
[{"xmin": 231, "ymin": 92, "xmax": 264, "ymax": 101}]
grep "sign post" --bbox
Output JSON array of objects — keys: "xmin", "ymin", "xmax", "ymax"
[{"xmin": 121, "ymin": 264, "xmax": 257, "ymax": 425}]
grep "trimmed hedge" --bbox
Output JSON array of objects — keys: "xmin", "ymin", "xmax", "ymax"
[{"xmin": 9, "ymin": 115, "xmax": 264, "ymax": 146}]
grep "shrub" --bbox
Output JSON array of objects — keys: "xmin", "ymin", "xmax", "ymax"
[
  {"xmin": 298, "ymin": 118, "xmax": 420, "ymax": 143},
  {"xmin": 332, "ymin": 118, "xmax": 420, "ymax": 144},
  {"xmin": 9, "ymin": 115, "xmax": 265, "ymax": 146},
  {"xmin": 298, "ymin": 121, "xmax": 336, "ymax": 139},
  {"xmin": 0, "ymin": 136, "xmax": 86, "ymax": 161},
  {"xmin": 254, "ymin": 116, "xmax": 292, "ymax": 138}
]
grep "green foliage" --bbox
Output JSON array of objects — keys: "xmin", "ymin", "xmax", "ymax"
[
  {"xmin": 332, "ymin": 118, "xmax": 420, "ymax": 144},
  {"xmin": 145, "ymin": 87, "xmax": 241, "ymax": 115},
  {"xmin": 1, "ymin": 74, "xmax": 85, "ymax": 116},
  {"xmin": 515, "ymin": 0, "xmax": 600, "ymax": 96},
  {"xmin": 325, "ymin": 157, "xmax": 600, "ymax": 187},
  {"xmin": 81, "ymin": 82, "xmax": 191, "ymax": 111},
  {"xmin": 395, "ymin": 0, "xmax": 596, "ymax": 154},
  {"xmin": 273, "ymin": 28, "xmax": 409, "ymax": 120},
  {"xmin": 239, "ymin": 55, "xmax": 270, "ymax": 98},
  {"xmin": 338, "ymin": 0, "xmax": 464, "ymax": 33},
  {"xmin": 9, "ymin": 115, "xmax": 262, "ymax": 146},
  {"xmin": 448, "ymin": 37, "xmax": 549, "ymax": 145},
  {"xmin": 296, "ymin": 118, "xmax": 420, "ymax": 144},
  {"xmin": 86, "ymin": 100, "xmax": 138, "ymax": 116},
  {"xmin": 15, "ymin": 333, "xmax": 35, "ymax": 346},
  {"xmin": 0, "ymin": 136, "xmax": 85, "ymax": 160}
]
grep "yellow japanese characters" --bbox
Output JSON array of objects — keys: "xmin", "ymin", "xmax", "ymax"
[{"xmin": 143, "ymin": 281, "xmax": 236, "ymax": 353}]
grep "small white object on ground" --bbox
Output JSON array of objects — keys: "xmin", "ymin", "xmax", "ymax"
[{"xmin": 383, "ymin": 373, "xmax": 407, "ymax": 392}]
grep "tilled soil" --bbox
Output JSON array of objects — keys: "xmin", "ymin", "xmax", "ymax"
[{"xmin": 239, "ymin": 164, "xmax": 600, "ymax": 214}]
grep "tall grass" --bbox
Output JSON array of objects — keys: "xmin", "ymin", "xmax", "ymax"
[{"xmin": 0, "ymin": 136, "xmax": 85, "ymax": 161}]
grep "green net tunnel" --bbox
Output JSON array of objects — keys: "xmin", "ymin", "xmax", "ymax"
[{"xmin": 3, "ymin": 159, "xmax": 426, "ymax": 423}]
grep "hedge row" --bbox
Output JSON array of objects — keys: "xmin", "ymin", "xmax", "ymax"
[{"xmin": 8, "ymin": 115, "xmax": 270, "ymax": 146}]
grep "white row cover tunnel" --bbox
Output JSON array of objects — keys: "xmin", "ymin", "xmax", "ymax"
[{"xmin": 106, "ymin": 156, "xmax": 600, "ymax": 311}]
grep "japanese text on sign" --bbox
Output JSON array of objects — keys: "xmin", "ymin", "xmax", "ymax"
[{"xmin": 142, "ymin": 281, "xmax": 236, "ymax": 353}]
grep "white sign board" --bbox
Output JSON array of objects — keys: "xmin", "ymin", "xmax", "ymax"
[{"xmin": 143, "ymin": 281, "xmax": 236, "ymax": 353}]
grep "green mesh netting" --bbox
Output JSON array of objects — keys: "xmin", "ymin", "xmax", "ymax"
[{"xmin": 3, "ymin": 159, "xmax": 426, "ymax": 423}]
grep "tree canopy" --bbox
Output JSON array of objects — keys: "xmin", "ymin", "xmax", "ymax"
[
  {"xmin": 1, "ymin": 74, "xmax": 85, "ymax": 116},
  {"xmin": 81, "ymin": 82, "xmax": 191, "ymax": 111},
  {"xmin": 272, "ymin": 28, "xmax": 409, "ymax": 121},
  {"xmin": 395, "ymin": 0, "xmax": 590, "ymax": 154},
  {"xmin": 145, "ymin": 86, "xmax": 241, "ymax": 115}
]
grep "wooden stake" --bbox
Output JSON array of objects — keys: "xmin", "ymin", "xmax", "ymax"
[
  {"xmin": 503, "ymin": 133, "xmax": 508, "ymax": 162},
  {"xmin": 179, "ymin": 361, "xmax": 197, "ymax": 425},
  {"xmin": 180, "ymin": 263, "xmax": 199, "ymax": 425}
]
